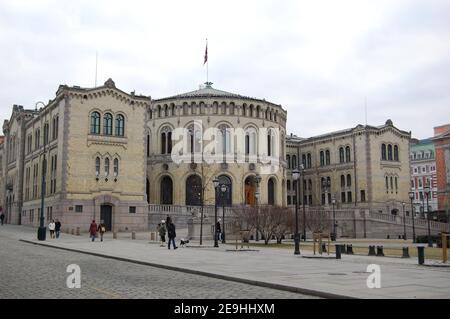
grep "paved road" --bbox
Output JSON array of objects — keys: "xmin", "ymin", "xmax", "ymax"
[{"xmin": 0, "ymin": 236, "xmax": 316, "ymax": 299}]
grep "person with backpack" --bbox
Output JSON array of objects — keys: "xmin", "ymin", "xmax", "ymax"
[
  {"xmin": 48, "ymin": 220, "xmax": 56, "ymax": 239},
  {"xmin": 167, "ymin": 220, "xmax": 177, "ymax": 250},
  {"xmin": 157, "ymin": 220, "xmax": 166, "ymax": 247},
  {"xmin": 97, "ymin": 220, "xmax": 106, "ymax": 242}
]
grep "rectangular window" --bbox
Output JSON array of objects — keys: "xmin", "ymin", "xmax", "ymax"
[
  {"xmin": 75, "ymin": 205, "xmax": 83, "ymax": 213},
  {"xmin": 347, "ymin": 192, "xmax": 353, "ymax": 203},
  {"xmin": 360, "ymin": 190, "xmax": 366, "ymax": 202},
  {"xmin": 129, "ymin": 206, "xmax": 136, "ymax": 214},
  {"xmin": 341, "ymin": 192, "xmax": 346, "ymax": 203}
]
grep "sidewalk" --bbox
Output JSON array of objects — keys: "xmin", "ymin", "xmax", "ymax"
[{"xmin": 2, "ymin": 225, "xmax": 450, "ymax": 299}]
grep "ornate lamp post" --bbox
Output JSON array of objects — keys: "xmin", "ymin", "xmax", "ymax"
[
  {"xmin": 424, "ymin": 185, "xmax": 432, "ymax": 247},
  {"xmin": 292, "ymin": 168, "xmax": 300, "ymax": 255},
  {"xmin": 255, "ymin": 174, "xmax": 261, "ymax": 242},
  {"xmin": 213, "ymin": 177, "xmax": 219, "ymax": 248},
  {"xmin": 409, "ymin": 191, "xmax": 416, "ymax": 243},
  {"xmin": 300, "ymin": 164, "xmax": 306, "ymax": 242},
  {"xmin": 402, "ymin": 202, "xmax": 407, "ymax": 240},
  {"xmin": 36, "ymin": 101, "xmax": 47, "ymax": 241},
  {"xmin": 220, "ymin": 183, "xmax": 227, "ymax": 243},
  {"xmin": 332, "ymin": 195, "xmax": 336, "ymax": 241}
]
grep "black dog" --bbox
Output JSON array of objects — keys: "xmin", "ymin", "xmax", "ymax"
[{"xmin": 180, "ymin": 239, "xmax": 189, "ymax": 247}]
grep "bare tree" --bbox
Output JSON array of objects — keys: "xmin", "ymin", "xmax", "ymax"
[{"xmin": 299, "ymin": 208, "xmax": 331, "ymax": 234}]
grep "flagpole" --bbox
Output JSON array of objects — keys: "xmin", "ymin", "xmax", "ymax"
[{"xmin": 206, "ymin": 38, "xmax": 209, "ymax": 84}]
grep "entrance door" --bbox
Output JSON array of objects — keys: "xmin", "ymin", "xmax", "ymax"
[{"xmin": 100, "ymin": 205, "xmax": 113, "ymax": 231}]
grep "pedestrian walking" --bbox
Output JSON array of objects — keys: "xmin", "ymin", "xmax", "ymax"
[
  {"xmin": 89, "ymin": 220, "xmax": 98, "ymax": 242},
  {"xmin": 55, "ymin": 219, "xmax": 61, "ymax": 239},
  {"xmin": 167, "ymin": 220, "xmax": 177, "ymax": 250},
  {"xmin": 0, "ymin": 211, "xmax": 5, "ymax": 226},
  {"xmin": 97, "ymin": 220, "xmax": 106, "ymax": 242},
  {"xmin": 157, "ymin": 220, "xmax": 166, "ymax": 247},
  {"xmin": 216, "ymin": 219, "xmax": 222, "ymax": 242},
  {"xmin": 48, "ymin": 220, "xmax": 56, "ymax": 239}
]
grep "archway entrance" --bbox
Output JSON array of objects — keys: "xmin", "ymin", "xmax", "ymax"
[
  {"xmin": 100, "ymin": 204, "xmax": 113, "ymax": 231},
  {"xmin": 245, "ymin": 176, "xmax": 256, "ymax": 206},
  {"xmin": 160, "ymin": 176, "xmax": 173, "ymax": 205},
  {"xmin": 186, "ymin": 175, "xmax": 202, "ymax": 206}
]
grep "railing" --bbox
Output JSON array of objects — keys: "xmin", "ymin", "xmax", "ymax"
[{"xmin": 369, "ymin": 211, "xmax": 397, "ymax": 222}]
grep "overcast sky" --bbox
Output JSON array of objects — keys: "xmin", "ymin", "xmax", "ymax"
[{"xmin": 1, "ymin": 0, "xmax": 449, "ymax": 139}]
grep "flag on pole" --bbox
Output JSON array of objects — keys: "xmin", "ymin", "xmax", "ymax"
[{"xmin": 204, "ymin": 41, "xmax": 208, "ymax": 65}]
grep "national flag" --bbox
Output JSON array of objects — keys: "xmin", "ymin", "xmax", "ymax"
[{"xmin": 204, "ymin": 42, "xmax": 208, "ymax": 65}]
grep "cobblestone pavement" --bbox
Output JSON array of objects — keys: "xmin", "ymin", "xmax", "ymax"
[{"xmin": 0, "ymin": 236, "xmax": 317, "ymax": 299}]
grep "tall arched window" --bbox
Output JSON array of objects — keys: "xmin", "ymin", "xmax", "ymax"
[
  {"xmin": 218, "ymin": 175, "xmax": 232, "ymax": 206},
  {"xmin": 90, "ymin": 112, "xmax": 100, "ymax": 134},
  {"xmin": 345, "ymin": 146, "xmax": 351, "ymax": 162},
  {"xmin": 286, "ymin": 155, "xmax": 291, "ymax": 169},
  {"xmin": 307, "ymin": 153, "xmax": 312, "ymax": 168},
  {"xmin": 302, "ymin": 154, "xmax": 306, "ymax": 167},
  {"xmin": 161, "ymin": 132, "xmax": 166, "ymax": 154},
  {"xmin": 385, "ymin": 176, "xmax": 389, "ymax": 193},
  {"xmin": 381, "ymin": 144, "xmax": 387, "ymax": 160},
  {"xmin": 388, "ymin": 144, "xmax": 393, "ymax": 161},
  {"xmin": 339, "ymin": 147, "xmax": 345, "ymax": 163},
  {"xmin": 115, "ymin": 114, "xmax": 125, "ymax": 136},
  {"xmin": 320, "ymin": 151, "xmax": 325, "ymax": 166},
  {"xmin": 113, "ymin": 158, "xmax": 119, "ymax": 176},
  {"xmin": 341, "ymin": 175, "xmax": 345, "ymax": 188},
  {"xmin": 147, "ymin": 134, "xmax": 150, "ymax": 157},
  {"xmin": 103, "ymin": 113, "xmax": 113, "ymax": 135},
  {"xmin": 268, "ymin": 178, "xmax": 275, "ymax": 205},
  {"xmin": 394, "ymin": 145, "xmax": 399, "ymax": 161},
  {"xmin": 95, "ymin": 157, "xmax": 100, "ymax": 176},
  {"xmin": 325, "ymin": 150, "xmax": 330, "ymax": 165},
  {"xmin": 292, "ymin": 155, "xmax": 297, "ymax": 169},
  {"xmin": 186, "ymin": 175, "xmax": 202, "ymax": 206},
  {"xmin": 347, "ymin": 174, "xmax": 351, "ymax": 187},
  {"xmin": 161, "ymin": 176, "xmax": 173, "ymax": 205},
  {"xmin": 104, "ymin": 158, "xmax": 110, "ymax": 177}
]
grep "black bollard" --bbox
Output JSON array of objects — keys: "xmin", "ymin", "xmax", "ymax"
[
  {"xmin": 335, "ymin": 244, "xmax": 341, "ymax": 259},
  {"xmin": 402, "ymin": 247, "xmax": 410, "ymax": 258},
  {"xmin": 376, "ymin": 246, "xmax": 385, "ymax": 256},
  {"xmin": 368, "ymin": 245, "xmax": 376, "ymax": 256},
  {"xmin": 340, "ymin": 244, "xmax": 346, "ymax": 254},
  {"xmin": 417, "ymin": 246, "xmax": 425, "ymax": 265},
  {"xmin": 346, "ymin": 244, "xmax": 354, "ymax": 255}
]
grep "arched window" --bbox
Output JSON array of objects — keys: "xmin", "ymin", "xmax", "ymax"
[
  {"xmin": 292, "ymin": 155, "xmax": 297, "ymax": 169},
  {"xmin": 147, "ymin": 134, "xmax": 150, "ymax": 157},
  {"xmin": 320, "ymin": 151, "xmax": 325, "ymax": 166},
  {"xmin": 286, "ymin": 155, "xmax": 291, "ymax": 169},
  {"xmin": 103, "ymin": 113, "xmax": 113, "ymax": 135},
  {"xmin": 157, "ymin": 105, "xmax": 161, "ymax": 117},
  {"xmin": 390, "ymin": 176, "xmax": 394, "ymax": 193},
  {"xmin": 218, "ymin": 175, "xmax": 232, "ymax": 206},
  {"xmin": 385, "ymin": 176, "xmax": 389, "ymax": 192},
  {"xmin": 149, "ymin": 109, "xmax": 153, "ymax": 119},
  {"xmin": 115, "ymin": 114, "xmax": 125, "ymax": 136},
  {"xmin": 347, "ymin": 174, "xmax": 351, "ymax": 187},
  {"xmin": 267, "ymin": 129, "xmax": 276, "ymax": 157},
  {"xmin": 218, "ymin": 125, "xmax": 231, "ymax": 154},
  {"xmin": 104, "ymin": 158, "xmax": 110, "ymax": 177},
  {"xmin": 325, "ymin": 150, "xmax": 330, "ymax": 165},
  {"xmin": 167, "ymin": 131, "xmax": 172, "ymax": 153},
  {"xmin": 307, "ymin": 153, "xmax": 312, "ymax": 168},
  {"xmin": 395, "ymin": 177, "xmax": 398, "ymax": 193},
  {"xmin": 345, "ymin": 146, "xmax": 351, "ymax": 162},
  {"xmin": 287, "ymin": 180, "xmax": 291, "ymax": 191},
  {"xmin": 268, "ymin": 178, "xmax": 275, "ymax": 205},
  {"xmin": 161, "ymin": 132, "xmax": 166, "ymax": 154},
  {"xmin": 388, "ymin": 144, "xmax": 393, "ymax": 161},
  {"xmin": 164, "ymin": 105, "xmax": 168, "ymax": 117},
  {"xmin": 394, "ymin": 145, "xmax": 399, "ymax": 161},
  {"xmin": 95, "ymin": 157, "xmax": 100, "ymax": 176},
  {"xmin": 341, "ymin": 175, "xmax": 345, "ymax": 188},
  {"xmin": 339, "ymin": 147, "xmax": 345, "ymax": 163},
  {"xmin": 113, "ymin": 158, "xmax": 119, "ymax": 177},
  {"xmin": 90, "ymin": 112, "xmax": 100, "ymax": 134},
  {"xmin": 381, "ymin": 144, "xmax": 387, "ymax": 160}
]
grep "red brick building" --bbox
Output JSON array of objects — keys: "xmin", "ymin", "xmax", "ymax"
[{"xmin": 432, "ymin": 124, "xmax": 450, "ymax": 212}]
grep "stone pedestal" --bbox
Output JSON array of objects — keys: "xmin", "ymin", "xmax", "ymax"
[{"xmin": 188, "ymin": 217, "xmax": 212, "ymax": 240}]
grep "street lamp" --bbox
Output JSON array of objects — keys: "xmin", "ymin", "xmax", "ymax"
[
  {"xmin": 213, "ymin": 177, "xmax": 219, "ymax": 248},
  {"xmin": 424, "ymin": 185, "xmax": 432, "ymax": 247},
  {"xmin": 36, "ymin": 101, "xmax": 47, "ymax": 241},
  {"xmin": 255, "ymin": 174, "xmax": 261, "ymax": 242},
  {"xmin": 332, "ymin": 195, "xmax": 336, "ymax": 241},
  {"xmin": 220, "ymin": 184, "xmax": 227, "ymax": 243},
  {"xmin": 409, "ymin": 191, "xmax": 416, "ymax": 243},
  {"xmin": 300, "ymin": 164, "xmax": 306, "ymax": 242},
  {"xmin": 292, "ymin": 168, "xmax": 301, "ymax": 255},
  {"xmin": 402, "ymin": 202, "xmax": 407, "ymax": 240}
]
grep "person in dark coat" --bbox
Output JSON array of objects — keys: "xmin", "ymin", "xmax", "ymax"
[
  {"xmin": 216, "ymin": 219, "xmax": 222, "ymax": 241},
  {"xmin": 167, "ymin": 220, "xmax": 177, "ymax": 250},
  {"xmin": 55, "ymin": 219, "xmax": 61, "ymax": 239},
  {"xmin": 89, "ymin": 220, "xmax": 98, "ymax": 242},
  {"xmin": 0, "ymin": 212, "xmax": 5, "ymax": 225}
]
